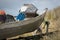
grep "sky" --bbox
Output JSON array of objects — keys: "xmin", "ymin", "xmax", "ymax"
[{"xmin": 0, "ymin": 0, "xmax": 60, "ymax": 16}]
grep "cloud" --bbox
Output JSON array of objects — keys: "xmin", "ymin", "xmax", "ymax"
[{"xmin": 0, "ymin": 0, "xmax": 60, "ymax": 16}]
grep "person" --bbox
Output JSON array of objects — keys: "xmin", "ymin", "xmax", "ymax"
[
  {"xmin": 0, "ymin": 10, "xmax": 6, "ymax": 23},
  {"xmin": 16, "ymin": 10, "xmax": 25, "ymax": 21}
]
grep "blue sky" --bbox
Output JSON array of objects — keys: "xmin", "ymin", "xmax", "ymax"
[{"xmin": 0, "ymin": 0, "xmax": 60, "ymax": 16}]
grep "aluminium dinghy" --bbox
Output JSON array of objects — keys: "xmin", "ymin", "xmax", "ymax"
[{"xmin": 0, "ymin": 13, "xmax": 45, "ymax": 39}]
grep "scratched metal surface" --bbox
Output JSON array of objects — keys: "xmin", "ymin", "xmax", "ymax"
[{"xmin": 0, "ymin": 13, "xmax": 45, "ymax": 39}]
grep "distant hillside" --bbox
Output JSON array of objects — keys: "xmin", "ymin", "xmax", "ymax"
[
  {"xmin": 45, "ymin": 6, "xmax": 60, "ymax": 21},
  {"xmin": 41, "ymin": 6, "xmax": 60, "ymax": 33}
]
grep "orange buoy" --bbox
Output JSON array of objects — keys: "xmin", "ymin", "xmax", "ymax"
[{"xmin": 0, "ymin": 10, "xmax": 6, "ymax": 15}]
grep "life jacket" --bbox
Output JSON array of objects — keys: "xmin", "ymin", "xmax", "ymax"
[
  {"xmin": 0, "ymin": 10, "xmax": 6, "ymax": 23},
  {"xmin": 0, "ymin": 10, "xmax": 6, "ymax": 15}
]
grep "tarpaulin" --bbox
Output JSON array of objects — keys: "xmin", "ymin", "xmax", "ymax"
[{"xmin": 16, "ymin": 12, "xmax": 25, "ymax": 21}]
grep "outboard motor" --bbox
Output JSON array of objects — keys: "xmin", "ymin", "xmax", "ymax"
[{"xmin": 6, "ymin": 14, "xmax": 15, "ymax": 22}]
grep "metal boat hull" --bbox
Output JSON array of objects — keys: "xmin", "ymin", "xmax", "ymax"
[{"xmin": 0, "ymin": 13, "xmax": 45, "ymax": 39}]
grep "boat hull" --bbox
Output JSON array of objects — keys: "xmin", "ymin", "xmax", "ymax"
[{"xmin": 0, "ymin": 13, "xmax": 45, "ymax": 39}]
